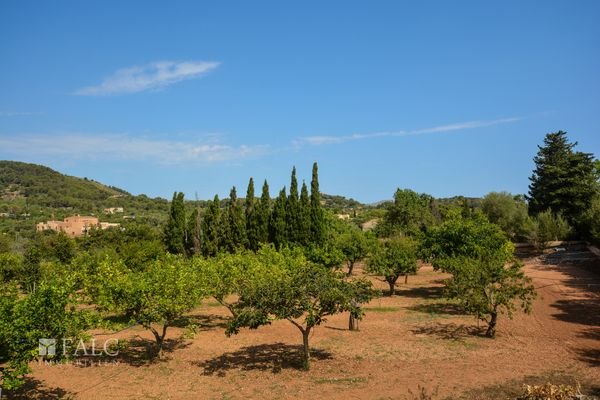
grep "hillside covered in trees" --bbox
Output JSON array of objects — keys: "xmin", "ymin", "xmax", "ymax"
[{"xmin": 0, "ymin": 161, "xmax": 169, "ymax": 237}]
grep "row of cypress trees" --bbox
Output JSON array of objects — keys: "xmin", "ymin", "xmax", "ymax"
[{"xmin": 164, "ymin": 162, "xmax": 326, "ymax": 257}]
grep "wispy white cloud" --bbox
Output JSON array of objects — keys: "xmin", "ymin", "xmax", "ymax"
[
  {"xmin": 0, "ymin": 133, "xmax": 268, "ymax": 164},
  {"xmin": 0, "ymin": 111, "xmax": 44, "ymax": 117},
  {"xmin": 293, "ymin": 117, "xmax": 522, "ymax": 147},
  {"xmin": 74, "ymin": 60, "xmax": 220, "ymax": 96},
  {"xmin": 0, "ymin": 117, "xmax": 522, "ymax": 164}
]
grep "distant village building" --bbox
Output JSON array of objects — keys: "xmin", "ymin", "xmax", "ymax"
[
  {"xmin": 36, "ymin": 215, "xmax": 120, "ymax": 238},
  {"xmin": 104, "ymin": 207, "xmax": 124, "ymax": 214}
]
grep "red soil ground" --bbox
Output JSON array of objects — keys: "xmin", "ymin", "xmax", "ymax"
[{"xmin": 13, "ymin": 249, "xmax": 600, "ymax": 399}]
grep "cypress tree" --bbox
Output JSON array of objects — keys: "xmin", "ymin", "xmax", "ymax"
[
  {"xmin": 299, "ymin": 181, "xmax": 311, "ymax": 245},
  {"xmin": 270, "ymin": 187, "xmax": 288, "ymax": 249},
  {"xmin": 201, "ymin": 195, "xmax": 222, "ymax": 257},
  {"xmin": 257, "ymin": 179, "xmax": 271, "ymax": 244},
  {"xmin": 286, "ymin": 166, "xmax": 300, "ymax": 243},
  {"xmin": 164, "ymin": 192, "xmax": 186, "ymax": 254},
  {"xmin": 186, "ymin": 207, "xmax": 201, "ymax": 256},
  {"xmin": 245, "ymin": 178, "xmax": 260, "ymax": 251},
  {"xmin": 310, "ymin": 162, "xmax": 326, "ymax": 244},
  {"xmin": 223, "ymin": 186, "xmax": 247, "ymax": 252}
]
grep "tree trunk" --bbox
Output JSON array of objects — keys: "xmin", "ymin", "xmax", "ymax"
[
  {"xmin": 349, "ymin": 314, "xmax": 359, "ymax": 331},
  {"xmin": 151, "ymin": 324, "xmax": 169, "ymax": 358},
  {"xmin": 486, "ymin": 312, "xmax": 497, "ymax": 338},
  {"xmin": 404, "ymin": 274, "xmax": 408, "ymax": 284},
  {"xmin": 347, "ymin": 261, "xmax": 354, "ymax": 276},
  {"xmin": 387, "ymin": 279, "xmax": 396, "ymax": 296},
  {"xmin": 302, "ymin": 328, "xmax": 311, "ymax": 370}
]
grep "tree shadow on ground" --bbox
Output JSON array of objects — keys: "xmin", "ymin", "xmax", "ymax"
[
  {"xmin": 579, "ymin": 327, "xmax": 600, "ymax": 341},
  {"xmin": 170, "ymin": 314, "xmax": 229, "ymax": 331},
  {"xmin": 194, "ymin": 343, "xmax": 333, "ymax": 376},
  {"xmin": 396, "ymin": 285, "xmax": 445, "ymax": 299},
  {"xmin": 411, "ymin": 322, "xmax": 485, "ymax": 340},
  {"xmin": 573, "ymin": 347, "xmax": 600, "ymax": 368},
  {"xmin": 6, "ymin": 377, "xmax": 71, "ymax": 399},
  {"xmin": 406, "ymin": 302, "xmax": 465, "ymax": 316},
  {"xmin": 82, "ymin": 336, "xmax": 192, "ymax": 367},
  {"xmin": 550, "ymin": 298, "xmax": 600, "ymax": 327}
]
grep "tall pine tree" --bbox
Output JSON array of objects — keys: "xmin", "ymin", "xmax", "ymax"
[
  {"xmin": 270, "ymin": 187, "xmax": 288, "ymax": 249},
  {"xmin": 164, "ymin": 192, "xmax": 186, "ymax": 254},
  {"xmin": 528, "ymin": 131, "xmax": 598, "ymax": 235},
  {"xmin": 245, "ymin": 178, "xmax": 260, "ymax": 251},
  {"xmin": 201, "ymin": 195, "xmax": 222, "ymax": 257},
  {"xmin": 223, "ymin": 186, "xmax": 247, "ymax": 252},
  {"xmin": 310, "ymin": 162, "xmax": 326, "ymax": 244}
]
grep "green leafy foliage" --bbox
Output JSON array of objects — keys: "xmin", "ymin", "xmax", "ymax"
[
  {"xmin": 0, "ymin": 252, "xmax": 23, "ymax": 283},
  {"xmin": 366, "ymin": 237, "xmax": 418, "ymax": 295},
  {"xmin": 222, "ymin": 187, "xmax": 247, "ymax": 252},
  {"xmin": 164, "ymin": 192, "xmax": 187, "ymax": 255},
  {"xmin": 310, "ymin": 162, "xmax": 326, "ymax": 244},
  {"xmin": 526, "ymin": 210, "xmax": 571, "ymax": 250},
  {"xmin": 422, "ymin": 213, "xmax": 536, "ymax": 337},
  {"xmin": 201, "ymin": 195, "xmax": 222, "ymax": 257},
  {"xmin": 337, "ymin": 228, "xmax": 373, "ymax": 275},
  {"xmin": 86, "ymin": 255, "xmax": 209, "ymax": 357},
  {"xmin": 286, "ymin": 167, "xmax": 301, "ymax": 244},
  {"xmin": 481, "ymin": 192, "xmax": 530, "ymax": 241},
  {"xmin": 245, "ymin": 178, "xmax": 260, "ymax": 251},
  {"xmin": 528, "ymin": 131, "xmax": 599, "ymax": 237},
  {"xmin": 378, "ymin": 188, "xmax": 436, "ymax": 237},
  {"xmin": 227, "ymin": 250, "xmax": 375, "ymax": 369},
  {"xmin": 584, "ymin": 195, "xmax": 600, "ymax": 246},
  {"xmin": 257, "ymin": 180, "xmax": 271, "ymax": 244},
  {"xmin": 269, "ymin": 188, "xmax": 288, "ymax": 249},
  {"xmin": 185, "ymin": 207, "xmax": 201, "ymax": 256},
  {"xmin": 0, "ymin": 275, "xmax": 83, "ymax": 389},
  {"xmin": 298, "ymin": 182, "xmax": 311, "ymax": 246},
  {"xmin": 304, "ymin": 244, "xmax": 345, "ymax": 269}
]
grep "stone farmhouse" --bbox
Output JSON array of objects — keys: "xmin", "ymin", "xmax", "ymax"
[{"xmin": 36, "ymin": 215, "xmax": 120, "ymax": 238}]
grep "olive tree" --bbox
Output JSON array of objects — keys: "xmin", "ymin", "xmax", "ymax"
[
  {"xmin": 366, "ymin": 237, "xmax": 418, "ymax": 296},
  {"xmin": 422, "ymin": 212, "xmax": 536, "ymax": 337},
  {"xmin": 226, "ymin": 251, "xmax": 375, "ymax": 370}
]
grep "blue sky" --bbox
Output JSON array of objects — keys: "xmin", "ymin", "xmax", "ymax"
[{"xmin": 1, "ymin": 1, "xmax": 598, "ymax": 203}]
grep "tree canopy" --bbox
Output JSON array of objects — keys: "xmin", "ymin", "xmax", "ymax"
[
  {"xmin": 422, "ymin": 212, "xmax": 536, "ymax": 337},
  {"xmin": 528, "ymin": 131, "xmax": 598, "ymax": 237}
]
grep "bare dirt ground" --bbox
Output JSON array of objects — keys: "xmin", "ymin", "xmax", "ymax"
[{"xmin": 14, "ymin": 248, "xmax": 600, "ymax": 399}]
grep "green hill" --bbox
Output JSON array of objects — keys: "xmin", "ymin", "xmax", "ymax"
[
  {"xmin": 0, "ymin": 160, "xmax": 168, "ymax": 237},
  {"xmin": 0, "ymin": 161, "xmax": 129, "ymax": 207}
]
